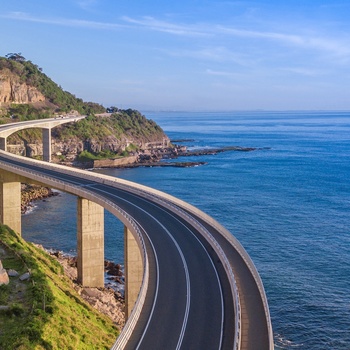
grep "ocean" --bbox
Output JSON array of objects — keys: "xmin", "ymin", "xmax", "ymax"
[{"xmin": 22, "ymin": 111, "xmax": 350, "ymax": 349}]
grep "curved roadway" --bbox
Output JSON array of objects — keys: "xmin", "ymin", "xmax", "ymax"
[{"xmin": 0, "ymin": 119, "xmax": 273, "ymax": 350}]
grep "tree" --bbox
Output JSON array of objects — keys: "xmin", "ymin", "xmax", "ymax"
[{"xmin": 5, "ymin": 52, "xmax": 26, "ymax": 62}]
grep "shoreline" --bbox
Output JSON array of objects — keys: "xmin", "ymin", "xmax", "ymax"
[
  {"xmin": 21, "ymin": 184, "xmax": 59, "ymax": 214},
  {"xmin": 71, "ymin": 144, "xmax": 260, "ymax": 169}
]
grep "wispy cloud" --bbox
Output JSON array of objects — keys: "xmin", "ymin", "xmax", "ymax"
[
  {"xmin": 1, "ymin": 11, "xmax": 127, "ymax": 30},
  {"xmin": 3, "ymin": 11, "xmax": 350, "ymax": 61},
  {"xmin": 121, "ymin": 16, "xmax": 350, "ymax": 60},
  {"xmin": 121, "ymin": 16, "xmax": 210, "ymax": 37},
  {"xmin": 218, "ymin": 25, "xmax": 350, "ymax": 58},
  {"xmin": 279, "ymin": 67, "xmax": 325, "ymax": 77},
  {"xmin": 77, "ymin": 0, "xmax": 97, "ymax": 11},
  {"xmin": 206, "ymin": 69, "xmax": 237, "ymax": 77},
  {"xmin": 164, "ymin": 46, "xmax": 256, "ymax": 67}
]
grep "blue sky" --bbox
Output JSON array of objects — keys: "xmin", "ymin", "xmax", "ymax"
[{"xmin": 1, "ymin": 0, "xmax": 350, "ymax": 111}]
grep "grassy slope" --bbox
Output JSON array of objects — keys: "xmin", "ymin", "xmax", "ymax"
[{"xmin": 0, "ymin": 225, "xmax": 118, "ymax": 350}]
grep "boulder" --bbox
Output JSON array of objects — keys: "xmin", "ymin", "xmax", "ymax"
[
  {"xmin": 0, "ymin": 260, "xmax": 9, "ymax": 285},
  {"xmin": 19, "ymin": 272, "xmax": 30, "ymax": 281},
  {"xmin": 7, "ymin": 269, "xmax": 19, "ymax": 277}
]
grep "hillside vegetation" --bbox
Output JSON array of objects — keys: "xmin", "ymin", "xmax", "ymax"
[
  {"xmin": 0, "ymin": 53, "xmax": 169, "ymax": 160},
  {"xmin": 0, "ymin": 53, "xmax": 105, "ymax": 120},
  {"xmin": 0, "ymin": 225, "xmax": 118, "ymax": 349}
]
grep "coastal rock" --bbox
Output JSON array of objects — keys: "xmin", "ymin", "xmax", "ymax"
[
  {"xmin": 19, "ymin": 272, "xmax": 30, "ymax": 281},
  {"xmin": 44, "ymin": 248, "xmax": 125, "ymax": 327},
  {"xmin": 21, "ymin": 184, "xmax": 59, "ymax": 214},
  {"xmin": 0, "ymin": 260, "xmax": 9, "ymax": 285},
  {"xmin": 7, "ymin": 269, "xmax": 19, "ymax": 277}
]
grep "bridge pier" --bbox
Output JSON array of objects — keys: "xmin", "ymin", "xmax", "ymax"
[
  {"xmin": 0, "ymin": 137, "xmax": 7, "ymax": 152},
  {"xmin": 77, "ymin": 198, "xmax": 104, "ymax": 287},
  {"xmin": 42, "ymin": 128, "xmax": 51, "ymax": 162},
  {"xmin": 0, "ymin": 171, "xmax": 21, "ymax": 235},
  {"xmin": 124, "ymin": 225, "xmax": 143, "ymax": 319}
]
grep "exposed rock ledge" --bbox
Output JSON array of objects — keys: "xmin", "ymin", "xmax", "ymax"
[
  {"xmin": 21, "ymin": 184, "xmax": 58, "ymax": 214},
  {"xmin": 39, "ymin": 247, "xmax": 125, "ymax": 329},
  {"xmin": 0, "ymin": 68, "xmax": 45, "ymax": 105},
  {"xmin": 74, "ymin": 144, "xmax": 259, "ymax": 169}
]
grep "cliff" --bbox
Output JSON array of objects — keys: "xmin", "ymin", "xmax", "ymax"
[
  {"xmin": 0, "ymin": 68, "xmax": 46, "ymax": 105},
  {"xmin": 0, "ymin": 54, "xmax": 105, "ymax": 117}
]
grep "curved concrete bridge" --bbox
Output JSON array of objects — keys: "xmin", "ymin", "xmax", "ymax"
[
  {"xmin": 0, "ymin": 115, "xmax": 85, "ymax": 161},
  {"xmin": 0, "ymin": 118, "xmax": 274, "ymax": 350}
]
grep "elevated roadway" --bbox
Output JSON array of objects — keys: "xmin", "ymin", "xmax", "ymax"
[
  {"xmin": 0, "ymin": 117, "xmax": 273, "ymax": 349},
  {"xmin": 0, "ymin": 115, "xmax": 85, "ymax": 161}
]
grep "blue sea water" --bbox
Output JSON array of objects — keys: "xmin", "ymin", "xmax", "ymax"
[{"xmin": 22, "ymin": 111, "xmax": 350, "ymax": 349}]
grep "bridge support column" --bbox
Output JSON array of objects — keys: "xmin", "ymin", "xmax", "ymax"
[
  {"xmin": 42, "ymin": 128, "xmax": 51, "ymax": 162},
  {"xmin": 0, "ymin": 137, "xmax": 7, "ymax": 152},
  {"xmin": 124, "ymin": 226, "xmax": 143, "ymax": 319},
  {"xmin": 0, "ymin": 173, "xmax": 21, "ymax": 235},
  {"xmin": 77, "ymin": 198, "xmax": 104, "ymax": 287}
]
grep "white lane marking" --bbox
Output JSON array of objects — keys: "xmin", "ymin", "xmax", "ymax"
[
  {"xmin": 100, "ymin": 187, "xmax": 225, "ymax": 350},
  {"xmin": 11, "ymin": 165, "xmax": 224, "ymax": 349},
  {"xmin": 130, "ymin": 220, "xmax": 160, "ymax": 350},
  {"xmin": 91, "ymin": 186, "xmax": 191, "ymax": 350},
  {"xmin": 152, "ymin": 205, "xmax": 225, "ymax": 350}
]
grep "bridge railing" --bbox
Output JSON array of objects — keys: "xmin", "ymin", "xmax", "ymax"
[
  {"xmin": 135, "ymin": 186, "xmax": 273, "ymax": 349},
  {"xmin": 143, "ymin": 193, "xmax": 243, "ymax": 350},
  {"xmin": 0, "ymin": 154, "xmax": 151, "ymax": 350}
]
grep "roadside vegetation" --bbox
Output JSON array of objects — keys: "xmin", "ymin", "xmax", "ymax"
[
  {"xmin": 0, "ymin": 225, "xmax": 118, "ymax": 349},
  {"xmin": 54, "ymin": 111, "xmax": 163, "ymax": 140}
]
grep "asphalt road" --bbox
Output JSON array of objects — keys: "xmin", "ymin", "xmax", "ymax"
[
  {"xmin": 0, "ymin": 152, "xmax": 271, "ymax": 349},
  {"xmin": 0, "ymin": 154, "xmax": 235, "ymax": 349}
]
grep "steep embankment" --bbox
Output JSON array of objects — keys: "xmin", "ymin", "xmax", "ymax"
[
  {"xmin": 0, "ymin": 225, "xmax": 119, "ymax": 349},
  {"xmin": 0, "ymin": 67, "xmax": 46, "ymax": 105}
]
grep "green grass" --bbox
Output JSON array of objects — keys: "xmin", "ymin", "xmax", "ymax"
[{"xmin": 0, "ymin": 225, "xmax": 118, "ymax": 349}]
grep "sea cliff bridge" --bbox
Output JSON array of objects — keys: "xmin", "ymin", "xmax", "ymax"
[{"xmin": 0, "ymin": 116, "xmax": 274, "ymax": 349}]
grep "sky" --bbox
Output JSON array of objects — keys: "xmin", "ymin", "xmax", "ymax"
[{"xmin": 1, "ymin": 0, "xmax": 350, "ymax": 111}]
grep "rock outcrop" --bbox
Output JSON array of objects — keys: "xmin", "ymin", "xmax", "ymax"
[
  {"xmin": 21, "ymin": 184, "xmax": 59, "ymax": 214},
  {"xmin": 0, "ymin": 260, "xmax": 9, "ymax": 285},
  {"xmin": 47, "ymin": 250, "xmax": 125, "ymax": 328},
  {"xmin": 0, "ymin": 68, "xmax": 45, "ymax": 105},
  {"xmin": 6, "ymin": 136, "xmax": 171, "ymax": 164}
]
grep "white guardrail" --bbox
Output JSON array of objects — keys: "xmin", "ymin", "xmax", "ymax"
[
  {"xmin": 0, "ymin": 153, "xmax": 150, "ymax": 350},
  {"xmin": 0, "ymin": 149, "xmax": 273, "ymax": 349}
]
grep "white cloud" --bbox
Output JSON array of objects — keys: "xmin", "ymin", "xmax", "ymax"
[
  {"xmin": 3, "ymin": 11, "xmax": 350, "ymax": 62},
  {"xmin": 1, "ymin": 11, "xmax": 127, "ymax": 30},
  {"xmin": 206, "ymin": 69, "xmax": 237, "ymax": 77},
  {"xmin": 77, "ymin": 0, "xmax": 97, "ymax": 11},
  {"xmin": 279, "ymin": 67, "xmax": 325, "ymax": 77},
  {"xmin": 163, "ymin": 46, "xmax": 256, "ymax": 67},
  {"xmin": 121, "ymin": 16, "xmax": 210, "ymax": 37},
  {"xmin": 121, "ymin": 16, "xmax": 350, "ymax": 61}
]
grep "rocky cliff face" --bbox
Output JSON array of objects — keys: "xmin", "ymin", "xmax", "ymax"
[
  {"xmin": 0, "ymin": 68, "xmax": 45, "ymax": 105},
  {"xmin": 6, "ymin": 135, "xmax": 170, "ymax": 163},
  {"xmin": 7, "ymin": 138, "xmax": 84, "ymax": 159}
]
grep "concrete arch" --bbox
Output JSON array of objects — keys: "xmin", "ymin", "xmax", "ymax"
[{"xmin": 0, "ymin": 116, "xmax": 85, "ymax": 161}]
